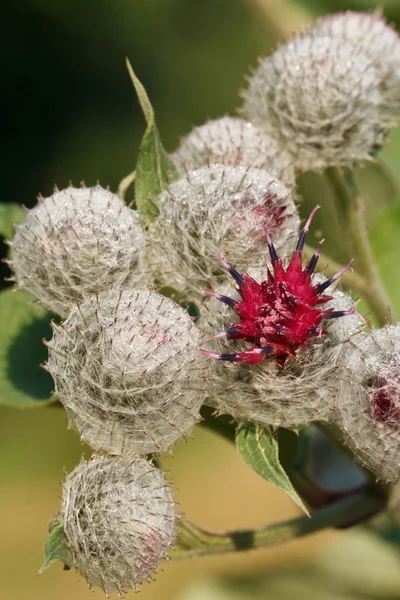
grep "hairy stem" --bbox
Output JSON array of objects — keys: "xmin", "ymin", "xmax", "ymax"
[
  {"xmin": 171, "ymin": 489, "xmax": 385, "ymax": 559},
  {"xmin": 325, "ymin": 167, "xmax": 393, "ymax": 325}
]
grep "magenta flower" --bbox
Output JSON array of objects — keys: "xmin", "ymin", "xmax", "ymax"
[{"xmin": 202, "ymin": 206, "xmax": 354, "ymax": 366}]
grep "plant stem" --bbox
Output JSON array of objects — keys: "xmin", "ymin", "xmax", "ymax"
[
  {"xmin": 325, "ymin": 167, "xmax": 393, "ymax": 325},
  {"xmin": 171, "ymin": 489, "xmax": 385, "ymax": 559}
]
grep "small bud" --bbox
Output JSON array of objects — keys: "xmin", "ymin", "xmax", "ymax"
[
  {"xmin": 242, "ymin": 35, "xmax": 396, "ymax": 172},
  {"xmin": 337, "ymin": 325, "xmax": 400, "ymax": 482},
  {"xmin": 314, "ymin": 11, "xmax": 400, "ymax": 102},
  {"xmin": 10, "ymin": 185, "xmax": 147, "ymax": 316},
  {"xmin": 148, "ymin": 164, "xmax": 299, "ymax": 301},
  {"xmin": 172, "ymin": 117, "xmax": 295, "ymax": 187},
  {"xmin": 55, "ymin": 455, "xmax": 178, "ymax": 595},
  {"xmin": 46, "ymin": 288, "xmax": 203, "ymax": 455}
]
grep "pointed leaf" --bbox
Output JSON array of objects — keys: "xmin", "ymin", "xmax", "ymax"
[
  {"xmin": 0, "ymin": 288, "xmax": 55, "ymax": 407},
  {"xmin": 39, "ymin": 518, "xmax": 73, "ymax": 574},
  {"xmin": 0, "ymin": 203, "xmax": 25, "ymax": 240},
  {"xmin": 126, "ymin": 58, "xmax": 178, "ymax": 224},
  {"xmin": 236, "ymin": 423, "xmax": 309, "ymax": 516}
]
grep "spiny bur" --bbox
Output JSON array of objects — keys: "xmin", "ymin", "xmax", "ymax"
[
  {"xmin": 337, "ymin": 324, "xmax": 400, "ymax": 483},
  {"xmin": 314, "ymin": 11, "xmax": 400, "ymax": 104},
  {"xmin": 9, "ymin": 184, "xmax": 147, "ymax": 316},
  {"xmin": 242, "ymin": 34, "xmax": 397, "ymax": 173},
  {"xmin": 171, "ymin": 117, "xmax": 295, "ymax": 187},
  {"xmin": 45, "ymin": 455, "xmax": 178, "ymax": 596},
  {"xmin": 148, "ymin": 164, "xmax": 299, "ymax": 302},
  {"xmin": 46, "ymin": 288, "xmax": 205, "ymax": 455}
]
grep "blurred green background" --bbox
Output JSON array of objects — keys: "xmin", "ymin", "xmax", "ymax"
[{"xmin": 3, "ymin": 1, "xmax": 400, "ymax": 599}]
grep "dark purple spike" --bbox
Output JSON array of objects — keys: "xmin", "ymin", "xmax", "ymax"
[
  {"xmin": 315, "ymin": 259, "xmax": 353, "ymax": 294},
  {"xmin": 296, "ymin": 205, "xmax": 320, "ymax": 252},
  {"xmin": 324, "ymin": 309, "xmax": 354, "ymax": 320},
  {"xmin": 216, "ymin": 254, "xmax": 244, "ymax": 285},
  {"xmin": 263, "ymin": 227, "xmax": 279, "ymax": 265},
  {"xmin": 203, "ymin": 291, "xmax": 238, "ymax": 308},
  {"xmin": 306, "ymin": 238, "xmax": 325, "ymax": 275}
]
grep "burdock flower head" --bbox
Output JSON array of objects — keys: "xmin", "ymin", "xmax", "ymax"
[
  {"xmin": 313, "ymin": 11, "xmax": 400, "ymax": 102},
  {"xmin": 242, "ymin": 34, "xmax": 396, "ymax": 172},
  {"xmin": 46, "ymin": 288, "xmax": 204, "ymax": 455},
  {"xmin": 42, "ymin": 455, "xmax": 178, "ymax": 595},
  {"xmin": 201, "ymin": 206, "xmax": 354, "ymax": 366},
  {"xmin": 148, "ymin": 164, "xmax": 299, "ymax": 302},
  {"xmin": 172, "ymin": 117, "xmax": 295, "ymax": 187},
  {"xmin": 337, "ymin": 325, "xmax": 400, "ymax": 482},
  {"xmin": 200, "ymin": 206, "xmax": 360, "ymax": 428},
  {"xmin": 9, "ymin": 184, "xmax": 147, "ymax": 317}
]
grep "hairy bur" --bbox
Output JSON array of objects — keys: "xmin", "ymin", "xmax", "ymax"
[
  {"xmin": 148, "ymin": 164, "xmax": 299, "ymax": 301},
  {"xmin": 46, "ymin": 288, "xmax": 204, "ymax": 455},
  {"xmin": 9, "ymin": 185, "xmax": 147, "ymax": 316},
  {"xmin": 52, "ymin": 455, "xmax": 178, "ymax": 596},
  {"xmin": 172, "ymin": 117, "xmax": 295, "ymax": 187},
  {"xmin": 242, "ymin": 34, "xmax": 395, "ymax": 172},
  {"xmin": 314, "ymin": 11, "xmax": 400, "ymax": 103},
  {"xmin": 337, "ymin": 325, "xmax": 400, "ymax": 482}
]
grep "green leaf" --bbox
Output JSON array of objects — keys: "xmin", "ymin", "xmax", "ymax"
[
  {"xmin": 236, "ymin": 423, "xmax": 309, "ymax": 516},
  {"xmin": 0, "ymin": 203, "xmax": 25, "ymax": 240},
  {"xmin": 126, "ymin": 58, "xmax": 178, "ymax": 225},
  {"xmin": 38, "ymin": 517, "xmax": 73, "ymax": 574},
  {"xmin": 0, "ymin": 288, "xmax": 55, "ymax": 408}
]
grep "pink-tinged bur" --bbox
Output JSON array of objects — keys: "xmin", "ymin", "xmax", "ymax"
[{"xmin": 203, "ymin": 206, "xmax": 354, "ymax": 366}]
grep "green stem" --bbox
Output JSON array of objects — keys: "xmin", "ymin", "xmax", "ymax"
[
  {"xmin": 171, "ymin": 489, "xmax": 384, "ymax": 559},
  {"xmin": 325, "ymin": 167, "xmax": 393, "ymax": 325}
]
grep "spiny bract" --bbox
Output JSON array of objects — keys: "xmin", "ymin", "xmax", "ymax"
[
  {"xmin": 337, "ymin": 325, "xmax": 400, "ymax": 483},
  {"xmin": 171, "ymin": 117, "xmax": 295, "ymax": 187},
  {"xmin": 242, "ymin": 34, "xmax": 395, "ymax": 172},
  {"xmin": 148, "ymin": 164, "xmax": 299, "ymax": 301},
  {"xmin": 9, "ymin": 184, "xmax": 147, "ymax": 316},
  {"xmin": 46, "ymin": 288, "xmax": 204, "ymax": 455},
  {"xmin": 314, "ymin": 11, "xmax": 400, "ymax": 102},
  {"xmin": 58, "ymin": 455, "xmax": 178, "ymax": 595}
]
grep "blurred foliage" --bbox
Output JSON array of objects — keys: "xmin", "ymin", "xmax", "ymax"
[
  {"xmin": 177, "ymin": 530, "xmax": 400, "ymax": 600},
  {"xmin": 0, "ymin": 289, "xmax": 54, "ymax": 407}
]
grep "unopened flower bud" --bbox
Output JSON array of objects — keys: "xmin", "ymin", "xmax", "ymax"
[
  {"xmin": 10, "ymin": 185, "xmax": 147, "ymax": 316},
  {"xmin": 46, "ymin": 288, "xmax": 204, "ymax": 455},
  {"xmin": 55, "ymin": 455, "xmax": 178, "ymax": 594},
  {"xmin": 148, "ymin": 164, "xmax": 299, "ymax": 301},
  {"xmin": 172, "ymin": 117, "xmax": 295, "ymax": 187},
  {"xmin": 242, "ymin": 35, "xmax": 396, "ymax": 172},
  {"xmin": 337, "ymin": 324, "xmax": 400, "ymax": 482},
  {"xmin": 314, "ymin": 11, "xmax": 400, "ymax": 102}
]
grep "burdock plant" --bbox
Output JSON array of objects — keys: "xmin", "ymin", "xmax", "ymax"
[{"xmin": 3, "ymin": 6, "xmax": 400, "ymax": 597}]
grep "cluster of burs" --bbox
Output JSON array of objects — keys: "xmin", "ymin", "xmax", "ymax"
[{"xmin": 7, "ymin": 11, "xmax": 400, "ymax": 597}]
